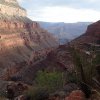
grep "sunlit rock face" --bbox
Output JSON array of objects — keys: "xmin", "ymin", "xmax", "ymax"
[
  {"xmin": 5, "ymin": 0, "xmax": 18, "ymax": 4},
  {"xmin": 0, "ymin": 0, "xmax": 26, "ymax": 16},
  {"xmin": 0, "ymin": 0, "xmax": 58, "ymax": 80}
]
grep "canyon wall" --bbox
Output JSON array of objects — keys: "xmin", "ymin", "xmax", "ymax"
[
  {"xmin": 71, "ymin": 21, "xmax": 100, "ymax": 45},
  {"xmin": 0, "ymin": 0, "xmax": 58, "ymax": 80}
]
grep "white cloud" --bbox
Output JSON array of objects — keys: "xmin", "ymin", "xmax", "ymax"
[
  {"xmin": 88, "ymin": 0, "xmax": 99, "ymax": 2},
  {"xmin": 28, "ymin": 6, "xmax": 100, "ymax": 23}
]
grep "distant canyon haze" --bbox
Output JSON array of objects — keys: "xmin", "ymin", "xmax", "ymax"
[{"xmin": 39, "ymin": 22, "xmax": 92, "ymax": 43}]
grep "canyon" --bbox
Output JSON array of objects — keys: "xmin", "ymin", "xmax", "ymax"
[
  {"xmin": 71, "ymin": 20, "xmax": 100, "ymax": 46},
  {"xmin": 0, "ymin": 0, "xmax": 58, "ymax": 81},
  {"xmin": 39, "ymin": 22, "xmax": 92, "ymax": 43},
  {"xmin": 0, "ymin": 0, "xmax": 100, "ymax": 100}
]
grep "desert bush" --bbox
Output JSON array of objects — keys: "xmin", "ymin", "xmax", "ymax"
[
  {"xmin": 0, "ymin": 91, "xmax": 7, "ymax": 100},
  {"xmin": 66, "ymin": 71, "xmax": 77, "ymax": 83},
  {"xmin": 70, "ymin": 46, "xmax": 99, "ymax": 85},
  {"xmin": 35, "ymin": 71, "xmax": 64, "ymax": 93},
  {"xmin": 24, "ymin": 87, "xmax": 49, "ymax": 100},
  {"xmin": 25, "ymin": 71, "xmax": 65, "ymax": 100},
  {"xmin": 93, "ymin": 52, "xmax": 100, "ymax": 65},
  {"xmin": 70, "ymin": 47, "xmax": 86, "ymax": 82}
]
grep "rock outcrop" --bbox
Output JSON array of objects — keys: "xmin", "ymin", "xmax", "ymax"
[
  {"xmin": 65, "ymin": 90, "xmax": 86, "ymax": 100},
  {"xmin": 0, "ymin": 0, "xmax": 26, "ymax": 16},
  {"xmin": 72, "ymin": 21, "xmax": 100, "ymax": 45},
  {"xmin": 0, "ymin": 0, "xmax": 58, "ymax": 80},
  {"xmin": 85, "ymin": 21, "xmax": 100, "ymax": 38}
]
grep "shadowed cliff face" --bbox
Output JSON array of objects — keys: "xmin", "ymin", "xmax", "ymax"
[
  {"xmin": 85, "ymin": 21, "xmax": 100, "ymax": 38},
  {"xmin": 0, "ymin": 1, "xmax": 58, "ymax": 80},
  {"xmin": 71, "ymin": 21, "xmax": 100, "ymax": 45}
]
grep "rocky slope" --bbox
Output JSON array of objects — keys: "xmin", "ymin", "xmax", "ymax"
[
  {"xmin": 16, "ymin": 45, "xmax": 74, "ymax": 84},
  {"xmin": 0, "ymin": 0, "xmax": 58, "ymax": 80},
  {"xmin": 18, "ymin": 20, "xmax": 100, "ymax": 84}
]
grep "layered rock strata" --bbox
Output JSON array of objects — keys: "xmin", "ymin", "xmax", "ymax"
[{"xmin": 0, "ymin": 0, "xmax": 58, "ymax": 80}]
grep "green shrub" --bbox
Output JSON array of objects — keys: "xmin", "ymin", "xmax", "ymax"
[
  {"xmin": 35, "ymin": 71, "xmax": 64, "ymax": 92},
  {"xmin": 70, "ymin": 46, "xmax": 100, "ymax": 85},
  {"xmin": 66, "ymin": 72, "xmax": 78, "ymax": 83}
]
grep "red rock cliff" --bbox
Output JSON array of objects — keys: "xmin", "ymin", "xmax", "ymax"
[
  {"xmin": 71, "ymin": 21, "xmax": 100, "ymax": 45},
  {"xmin": 0, "ymin": 1, "xmax": 58, "ymax": 80},
  {"xmin": 85, "ymin": 20, "xmax": 100, "ymax": 38}
]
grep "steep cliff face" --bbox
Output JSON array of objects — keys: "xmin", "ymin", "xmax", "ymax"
[
  {"xmin": 0, "ymin": 0, "xmax": 58, "ymax": 80},
  {"xmin": 71, "ymin": 21, "xmax": 100, "ymax": 45},
  {"xmin": 85, "ymin": 21, "xmax": 100, "ymax": 38}
]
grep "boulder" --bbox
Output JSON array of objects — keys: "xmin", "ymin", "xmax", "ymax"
[{"xmin": 65, "ymin": 90, "xmax": 86, "ymax": 100}]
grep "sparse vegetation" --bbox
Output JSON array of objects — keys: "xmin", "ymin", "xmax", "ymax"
[
  {"xmin": 35, "ymin": 71, "xmax": 64, "ymax": 93},
  {"xmin": 68, "ymin": 44, "xmax": 100, "ymax": 99},
  {"xmin": 70, "ymin": 47, "xmax": 86, "ymax": 83},
  {"xmin": 70, "ymin": 44, "xmax": 100, "ymax": 85},
  {"xmin": 25, "ymin": 70, "xmax": 78, "ymax": 100},
  {"xmin": 0, "ymin": 91, "xmax": 6, "ymax": 100},
  {"xmin": 66, "ymin": 71, "xmax": 78, "ymax": 83},
  {"xmin": 24, "ymin": 87, "xmax": 49, "ymax": 100},
  {"xmin": 23, "ymin": 66, "xmax": 81, "ymax": 100},
  {"xmin": 93, "ymin": 52, "xmax": 100, "ymax": 65}
]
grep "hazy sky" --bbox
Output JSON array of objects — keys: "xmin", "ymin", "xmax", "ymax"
[{"xmin": 18, "ymin": 0, "xmax": 100, "ymax": 23}]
